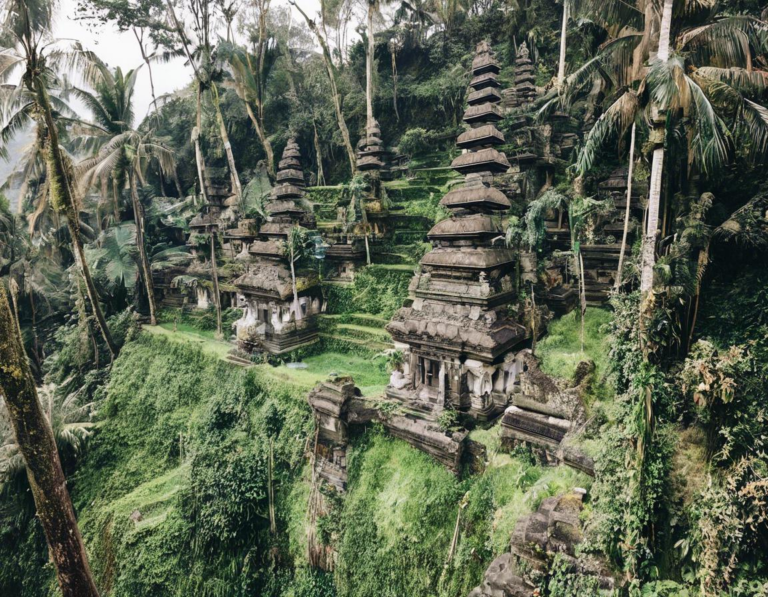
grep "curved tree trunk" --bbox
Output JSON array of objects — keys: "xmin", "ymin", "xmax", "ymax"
[
  {"xmin": 35, "ymin": 81, "xmax": 118, "ymax": 359},
  {"xmin": 129, "ymin": 171, "xmax": 157, "ymax": 325},
  {"xmin": 615, "ymin": 122, "xmax": 636, "ymax": 290},
  {"xmin": 291, "ymin": 1, "xmax": 357, "ymax": 175},
  {"xmin": 245, "ymin": 101, "xmax": 276, "ymax": 180},
  {"xmin": 0, "ymin": 286, "xmax": 100, "ymax": 597},
  {"xmin": 212, "ymin": 83, "xmax": 243, "ymax": 201}
]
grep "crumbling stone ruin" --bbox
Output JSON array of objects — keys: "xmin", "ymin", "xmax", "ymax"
[
  {"xmin": 468, "ymin": 491, "xmax": 615, "ymax": 596},
  {"xmin": 500, "ymin": 351, "xmax": 594, "ymax": 474},
  {"xmin": 232, "ymin": 139, "xmax": 324, "ymax": 354}
]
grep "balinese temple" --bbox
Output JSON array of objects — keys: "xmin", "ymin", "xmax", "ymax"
[
  {"xmin": 233, "ymin": 139, "xmax": 323, "ymax": 354},
  {"xmin": 385, "ymin": 41, "xmax": 534, "ymax": 420},
  {"xmin": 182, "ymin": 167, "xmax": 233, "ymax": 309}
]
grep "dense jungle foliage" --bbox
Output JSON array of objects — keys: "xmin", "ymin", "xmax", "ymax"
[{"xmin": 1, "ymin": 0, "xmax": 768, "ymax": 595}]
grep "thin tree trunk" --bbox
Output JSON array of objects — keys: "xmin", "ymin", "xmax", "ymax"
[
  {"xmin": 36, "ymin": 82, "xmax": 117, "ymax": 359},
  {"xmin": 615, "ymin": 122, "xmax": 636, "ymax": 290},
  {"xmin": 366, "ymin": 2, "xmax": 375, "ymax": 128},
  {"xmin": 291, "ymin": 1, "xmax": 357, "ymax": 175},
  {"xmin": 313, "ymin": 119, "xmax": 325, "ymax": 186},
  {"xmin": 112, "ymin": 178, "xmax": 121, "ymax": 222},
  {"xmin": 0, "ymin": 286, "xmax": 100, "ymax": 597},
  {"xmin": 133, "ymin": 27, "xmax": 160, "ymax": 122},
  {"xmin": 245, "ymin": 101, "xmax": 276, "ymax": 179},
  {"xmin": 579, "ymin": 251, "xmax": 586, "ymax": 353},
  {"xmin": 268, "ymin": 437, "xmax": 276, "ymax": 534},
  {"xmin": 194, "ymin": 84, "xmax": 209, "ymax": 204},
  {"xmin": 289, "ymin": 248, "xmax": 302, "ymax": 321},
  {"xmin": 173, "ymin": 169, "xmax": 184, "ymax": 198},
  {"xmin": 639, "ymin": 0, "xmax": 673, "ymax": 295},
  {"xmin": 210, "ymin": 84, "xmax": 243, "ymax": 200},
  {"xmin": 391, "ymin": 45, "xmax": 400, "ymax": 122},
  {"xmin": 210, "ymin": 232, "xmax": 223, "ymax": 338},
  {"xmin": 129, "ymin": 172, "xmax": 157, "ymax": 325},
  {"xmin": 557, "ymin": 0, "xmax": 568, "ymax": 88}
]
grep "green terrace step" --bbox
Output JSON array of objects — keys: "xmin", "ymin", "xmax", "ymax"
[
  {"xmin": 319, "ymin": 320, "xmax": 392, "ymax": 343},
  {"xmin": 321, "ymin": 313, "xmax": 390, "ymax": 329},
  {"xmin": 318, "ymin": 333, "xmax": 393, "ymax": 352}
]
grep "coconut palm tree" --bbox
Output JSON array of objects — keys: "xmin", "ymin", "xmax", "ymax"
[
  {"xmin": 564, "ymin": 1, "xmax": 768, "ymax": 296},
  {"xmin": 289, "ymin": 0, "xmax": 357, "ymax": 175},
  {"xmin": 73, "ymin": 63, "xmax": 178, "ymax": 325},
  {"xmin": 0, "ymin": 0, "xmax": 118, "ymax": 357},
  {"xmin": 218, "ymin": 40, "xmax": 279, "ymax": 179}
]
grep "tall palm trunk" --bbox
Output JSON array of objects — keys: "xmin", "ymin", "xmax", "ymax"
[
  {"xmin": 366, "ymin": 1, "xmax": 376, "ymax": 128},
  {"xmin": 129, "ymin": 171, "xmax": 157, "ymax": 325},
  {"xmin": 210, "ymin": 232, "xmax": 223, "ymax": 338},
  {"xmin": 211, "ymin": 83, "xmax": 243, "ymax": 200},
  {"xmin": 313, "ymin": 119, "xmax": 325, "ymax": 185},
  {"xmin": 291, "ymin": 1, "xmax": 357, "ymax": 174},
  {"xmin": 557, "ymin": 0, "xmax": 568, "ymax": 88},
  {"xmin": 615, "ymin": 122, "xmax": 636, "ymax": 290},
  {"xmin": 112, "ymin": 178, "xmax": 121, "ymax": 221},
  {"xmin": 289, "ymin": 245, "xmax": 302, "ymax": 321},
  {"xmin": 193, "ymin": 84, "xmax": 210, "ymax": 204},
  {"xmin": 640, "ymin": 0, "xmax": 674, "ymax": 295},
  {"xmin": 36, "ymin": 82, "xmax": 118, "ymax": 359},
  {"xmin": 0, "ymin": 286, "xmax": 100, "ymax": 597},
  {"xmin": 390, "ymin": 44, "xmax": 400, "ymax": 122}
]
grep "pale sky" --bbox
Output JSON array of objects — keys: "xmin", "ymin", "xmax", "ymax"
[
  {"xmin": 1, "ymin": 0, "xmax": 337, "ymax": 192},
  {"xmin": 57, "ymin": 0, "xmax": 330, "ymax": 119}
]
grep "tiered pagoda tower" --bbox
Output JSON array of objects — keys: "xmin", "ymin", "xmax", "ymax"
[
  {"xmin": 233, "ymin": 139, "xmax": 323, "ymax": 354},
  {"xmin": 513, "ymin": 42, "xmax": 536, "ymax": 107},
  {"xmin": 385, "ymin": 41, "xmax": 533, "ymax": 420}
]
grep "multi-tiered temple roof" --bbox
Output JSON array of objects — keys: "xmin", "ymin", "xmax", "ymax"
[
  {"xmin": 233, "ymin": 139, "xmax": 323, "ymax": 354},
  {"xmin": 385, "ymin": 41, "xmax": 531, "ymax": 419}
]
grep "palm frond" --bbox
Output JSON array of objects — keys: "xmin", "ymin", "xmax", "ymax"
[{"xmin": 575, "ymin": 91, "xmax": 639, "ymax": 174}]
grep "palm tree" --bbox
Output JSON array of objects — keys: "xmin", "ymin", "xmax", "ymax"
[
  {"xmin": 164, "ymin": 0, "xmax": 243, "ymax": 202},
  {"xmin": 74, "ymin": 64, "xmax": 177, "ymax": 326},
  {"xmin": 0, "ymin": 278, "xmax": 99, "ymax": 597},
  {"xmin": 282, "ymin": 225, "xmax": 311, "ymax": 321},
  {"xmin": 566, "ymin": 2, "xmax": 768, "ymax": 298},
  {"xmin": 1, "ymin": 0, "xmax": 118, "ymax": 358},
  {"xmin": 218, "ymin": 40, "xmax": 278, "ymax": 179}
]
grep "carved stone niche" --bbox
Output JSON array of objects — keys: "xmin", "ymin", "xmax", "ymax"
[
  {"xmin": 307, "ymin": 377, "xmax": 360, "ymax": 491},
  {"xmin": 500, "ymin": 351, "xmax": 594, "ymax": 473}
]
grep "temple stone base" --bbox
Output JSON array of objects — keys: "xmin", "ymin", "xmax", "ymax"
[
  {"xmin": 237, "ymin": 317, "xmax": 320, "ymax": 355},
  {"xmin": 308, "ymin": 377, "xmax": 469, "ymax": 490}
]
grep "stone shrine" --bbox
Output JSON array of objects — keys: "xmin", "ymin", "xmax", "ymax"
[
  {"xmin": 233, "ymin": 139, "xmax": 324, "ymax": 354},
  {"xmin": 385, "ymin": 41, "xmax": 536, "ymax": 420}
]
